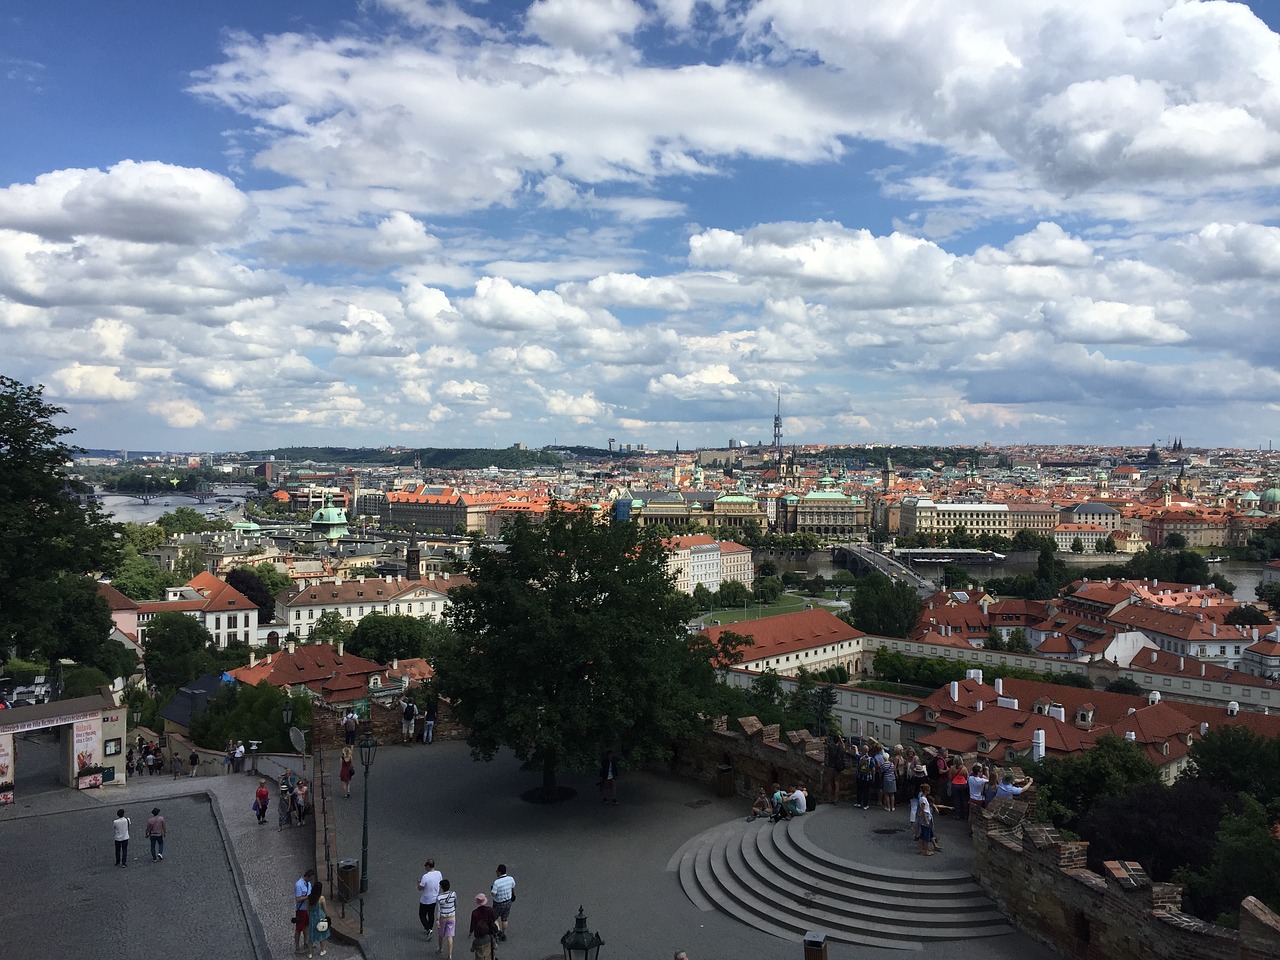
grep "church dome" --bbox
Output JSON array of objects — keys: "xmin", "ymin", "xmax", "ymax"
[{"xmin": 1263, "ymin": 488, "xmax": 1280, "ymax": 504}]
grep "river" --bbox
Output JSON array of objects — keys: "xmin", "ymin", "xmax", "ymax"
[{"xmin": 96, "ymin": 486, "xmax": 256, "ymax": 526}]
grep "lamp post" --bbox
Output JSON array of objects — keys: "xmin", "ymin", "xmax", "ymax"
[
  {"xmin": 282, "ymin": 701, "xmax": 293, "ymax": 729},
  {"xmin": 358, "ymin": 733, "xmax": 378, "ymax": 894},
  {"xmin": 560, "ymin": 905, "xmax": 604, "ymax": 960}
]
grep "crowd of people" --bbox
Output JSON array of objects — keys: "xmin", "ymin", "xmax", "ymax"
[
  {"xmin": 126, "ymin": 736, "xmax": 199, "ymax": 780},
  {"xmin": 414, "ymin": 860, "xmax": 516, "ymax": 960}
]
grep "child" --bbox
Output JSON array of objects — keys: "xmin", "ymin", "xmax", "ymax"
[{"xmin": 747, "ymin": 787, "xmax": 770, "ymax": 822}]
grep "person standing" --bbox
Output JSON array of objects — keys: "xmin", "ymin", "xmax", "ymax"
[
  {"xmin": 855, "ymin": 744, "xmax": 875, "ymax": 810},
  {"xmin": 255, "ymin": 778, "xmax": 272, "ymax": 824},
  {"xmin": 188, "ymin": 748, "xmax": 200, "ymax": 778},
  {"xmin": 294, "ymin": 869, "xmax": 315, "ymax": 954},
  {"xmin": 113, "ymin": 809, "xmax": 131, "ymax": 867},
  {"xmin": 469, "ymin": 894, "xmax": 496, "ymax": 959},
  {"xmin": 278, "ymin": 782, "xmax": 293, "ymax": 831},
  {"xmin": 306, "ymin": 881, "xmax": 330, "ymax": 958},
  {"xmin": 234, "ymin": 740, "xmax": 246, "ymax": 773},
  {"xmin": 423, "ymin": 700, "xmax": 437, "ymax": 744},
  {"xmin": 917, "ymin": 784, "xmax": 936, "ymax": 857},
  {"xmin": 343, "ymin": 711, "xmax": 358, "ymax": 747},
  {"xmin": 436, "ymin": 878, "xmax": 457, "ymax": 958},
  {"xmin": 339, "ymin": 746, "xmax": 355, "ymax": 799},
  {"xmin": 598, "ymin": 749, "xmax": 619, "ymax": 804},
  {"xmin": 294, "ymin": 778, "xmax": 311, "ymax": 827},
  {"xmin": 170, "ymin": 752, "xmax": 182, "ymax": 778},
  {"xmin": 490, "ymin": 864, "xmax": 515, "ymax": 942},
  {"xmin": 224, "ymin": 741, "xmax": 235, "ymax": 774},
  {"xmin": 418, "ymin": 858, "xmax": 443, "ymax": 934},
  {"xmin": 145, "ymin": 807, "xmax": 166, "ymax": 861},
  {"xmin": 400, "ymin": 696, "xmax": 418, "ymax": 745}
]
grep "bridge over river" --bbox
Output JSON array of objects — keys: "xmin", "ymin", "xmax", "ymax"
[{"xmin": 832, "ymin": 542, "xmax": 937, "ymax": 597}]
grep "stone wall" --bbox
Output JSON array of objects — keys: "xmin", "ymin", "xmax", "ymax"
[
  {"xmin": 674, "ymin": 715, "xmax": 857, "ymax": 801},
  {"xmin": 971, "ymin": 796, "xmax": 1280, "ymax": 960}
]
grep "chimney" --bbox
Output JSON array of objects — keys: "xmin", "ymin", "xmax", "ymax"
[
  {"xmin": 994, "ymin": 678, "xmax": 1004, "ymax": 696},
  {"xmin": 981, "ymin": 600, "xmax": 989, "ymax": 615},
  {"xmin": 1200, "ymin": 722, "xmax": 1209, "ymax": 736},
  {"xmin": 1032, "ymin": 729, "xmax": 1046, "ymax": 761},
  {"xmin": 337, "ymin": 640, "xmax": 344, "ymax": 658},
  {"xmin": 1201, "ymin": 663, "xmax": 1206, "ymax": 677},
  {"xmin": 1127, "ymin": 707, "xmax": 1136, "ymax": 715},
  {"xmin": 976, "ymin": 700, "xmax": 984, "ymax": 712},
  {"xmin": 359, "ymin": 575, "xmax": 365, "ymax": 584},
  {"xmin": 1048, "ymin": 703, "xmax": 1066, "ymax": 723},
  {"xmin": 249, "ymin": 650, "xmax": 257, "ymax": 667},
  {"xmin": 1150, "ymin": 650, "xmax": 1158, "ymax": 663},
  {"xmin": 966, "ymin": 669, "xmax": 983, "ymax": 685},
  {"xmin": 287, "ymin": 639, "xmax": 296, "ymax": 656},
  {"xmin": 1178, "ymin": 655, "xmax": 1184, "ymax": 670},
  {"xmin": 1228, "ymin": 701, "xmax": 1239, "ymax": 716},
  {"xmin": 1124, "ymin": 731, "xmax": 1137, "ymax": 741},
  {"xmin": 392, "ymin": 657, "xmax": 398, "ymax": 670},
  {"xmin": 1149, "ymin": 690, "xmax": 1161, "ymax": 705},
  {"xmin": 949, "ymin": 681, "xmax": 959, "ymax": 702}
]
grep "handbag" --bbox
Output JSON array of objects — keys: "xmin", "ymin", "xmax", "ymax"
[{"xmin": 315, "ymin": 918, "xmax": 330, "ymax": 933}]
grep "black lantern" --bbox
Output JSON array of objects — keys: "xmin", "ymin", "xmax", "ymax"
[
  {"xmin": 358, "ymin": 733, "xmax": 378, "ymax": 893},
  {"xmin": 282, "ymin": 702, "xmax": 293, "ymax": 726},
  {"xmin": 560, "ymin": 906, "xmax": 604, "ymax": 960}
]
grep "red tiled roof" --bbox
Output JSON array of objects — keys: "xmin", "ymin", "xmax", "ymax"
[{"xmin": 705, "ymin": 609, "xmax": 863, "ymax": 659}]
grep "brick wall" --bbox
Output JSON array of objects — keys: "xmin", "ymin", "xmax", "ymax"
[{"xmin": 970, "ymin": 797, "xmax": 1280, "ymax": 960}]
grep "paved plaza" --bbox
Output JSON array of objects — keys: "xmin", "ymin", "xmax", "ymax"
[{"xmin": 1, "ymin": 731, "xmax": 1060, "ymax": 960}]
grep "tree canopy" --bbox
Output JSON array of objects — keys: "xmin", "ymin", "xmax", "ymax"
[
  {"xmin": 348, "ymin": 612, "xmax": 433, "ymax": 662},
  {"xmin": 0, "ymin": 377, "xmax": 120, "ymax": 661},
  {"xmin": 142, "ymin": 612, "xmax": 219, "ymax": 690},
  {"xmin": 1028, "ymin": 733, "xmax": 1160, "ymax": 835},
  {"xmin": 844, "ymin": 572, "xmax": 922, "ymax": 637},
  {"xmin": 434, "ymin": 508, "xmax": 739, "ymax": 796}
]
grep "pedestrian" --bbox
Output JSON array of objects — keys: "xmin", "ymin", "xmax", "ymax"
[
  {"xmin": 854, "ymin": 743, "xmax": 875, "ymax": 809},
  {"xmin": 400, "ymin": 696, "xmax": 418, "ymax": 744},
  {"xmin": 339, "ymin": 746, "xmax": 354, "ymax": 799},
  {"xmin": 170, "ymin": 752, "xmax": 182, "ymax": 778},
  {"xmin": 598, "ymin": 749, "xmax": 619, "ymax": 804},
  {"xmin": 144, "ymin": 749, "xmax": 156, "ymax": 776},
  {"xmin": 490, "ymin": 864, "xmax": 515, "ymax": 941},
  {"xmin": 469, "ymin": 895, "xmax": 496, "ymax": 960},
  {"xmin": 917, "ymin": 784, "xmax": 936, "ymax": 857},
  {"xmin": 145, "ymin": 807, "xmax": 166, "ymax": 861},
  {"xmin": 294, "ymin": 868, "xmax": 315, "ymax": 954},
  {"xmin": 880, "ymin": 750, "xmax": 897, "ymax": 812},
  {"xmin": 342, "ymin": 711, "xmax": 358, "ymax": 747},
  {"xmin": 436, "ymin": 878, "xmax": 457, "ymax": 958},
  {"xmin": 255, "ymin": 778, "xmax": 271, "ymax": 824},
  {"xmin": 224, "ymin": 740, "xmax": 235, "ymax": 774},
  {"xmin": 188, "ymin": 748, "xmax": 200, "ymax": 778},
  {"xmin": 306, "ymin": 881, "xmax": 330, "ymax": 958},
  {"xmin": 418, "ymin": 858, "xmax": 443, "ymax": 934},
  {"xmin": 294, "ymin": 778, "xmax": 310, "ymax": 826},
  {"xmin": 234, "ymin": 740, "xmax": 246, "ymax": 773},
  {"xmin": 113, "ymin": 808, "xmax": 131, "ymax": 866},
  {"xmin": 824, "ymin": 735, "xmax": 846, "ymax": 803},
  {"xmin": 423, "ymin": 700, "xmax": 437, "ymax": 744},
  {"xmin": 278, "ymin": 781, "xmax": 293, "ymax": 831}
]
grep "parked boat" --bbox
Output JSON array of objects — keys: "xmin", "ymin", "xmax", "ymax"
[{"xmin": 1206, "ymin": 555, "xmax": 1227, "ymax": 563}]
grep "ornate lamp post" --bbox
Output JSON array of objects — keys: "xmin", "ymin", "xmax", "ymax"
[
  {"xmin": 282, "ymin": 702, "xmax": 293, "ymax": 729},
  {"xmin": 560, "ymin": 906, "xmax": 604, "ymax": 960},
  {"xmin": 358, "ymin": 733, "xmax": 378, "ymax": 894}
]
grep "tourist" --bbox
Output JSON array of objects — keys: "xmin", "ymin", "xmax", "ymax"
[
  {"xmin": 490, "ymin": 864, "xmax": 515, "ymax": 941},
  {"xmin": 339, "ymin": 745, "xmax": 354, "ymax": 799},
  {"xmin": 880, "ymin": 750, "xmax": 898, "ymax": 812},
  {"xmin": 112, "ymin": 808, "xmax": 131, "ymax": 867},
  {"xmin": 306, "ymin": 881, "xmax": 330, "ymax": 957},
  {"xmin": 916, "ymin": 784, "xmax": 936, "ymax": 857},
  {"xmin": 598, "ymin": 749, "xmax": 619, "ymax": 804},
  {"xmin": 824, "ymin": 735, "xmax": 846, "ymax": 803},
  {"xmin": 469, "ymin": 894, "xmax": 496, "ymax": 954},
  {"xmin": 785, "ymin": 783, "xmax": 808, "ymax": 818},
  {"xmin": 423, "ymin": 700, "xmax": 437, "ymax": 743},
  {"xmin": 278, "ymin": 782, "xmax": 293, "ymax": 831},
  {"xmin": 418, "ymin": 858, "xmax": 443, "ymax": 934},
  {"xmin": 968, "ymin": 763, "xmax": 990, "ymax": 821},
  {"xmin": 170, "ymin": 752, "xmax": 182, "ymax": 778},
  {"xmin": 188, "ymin": 748, "xmax": 200, "ymax": 778},
  {"xmin": 769, "ymin": 782, "xmax": 791, "ymax": 822},
  {"xmin": 145, "ymin": 807, "xmax": 166, "ymax": 862},
  {"xmin": 293, "ymin": 778, "xmax": 310, "ymax": 826},
  {"xmin": 996, "ymin": 772, "xmax": 1033, "ymax": 799},
  {"xmin": 255, "ymin": 778, "xmax": 271, "ymax": 824},
  {"xmin": 950, "ymin": 759, "xmax": 970, "ymax": 820},
  {"xmin": 747, "ymin": 787, "xmax": 770, "ymax": 822},
  {"xmin": 294, "ymin": 869, "xmax": 315, "ymax": 954},
  {"xmin": 234, "ymin": 740, "xmax": 246, "ymax": 773},
  {"xmin": 436, "ymin": 878, "xmax": 457, "ymax": 958},
  {"xmin": 854, "ymin": 744, "xmax": 876, "ymax": 810},
  {"xmin": 470, "ymin": 920, "xmax": 494, "ymax": 960},
  {"xmin": 400, "ymin": 696, "xmax": 418, "ymax": 745},
  {"xmin": 224, "ymin": 740, "xmax": 235, "ymax": 774},
  {"xmin": 342, "ymin": 710, "xmax": 358, "ymax": 747}
]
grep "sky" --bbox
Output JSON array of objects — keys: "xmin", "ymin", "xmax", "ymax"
[{"xmin": 5, "ymin": 0, "xmax": 1280, "ymax": 453}]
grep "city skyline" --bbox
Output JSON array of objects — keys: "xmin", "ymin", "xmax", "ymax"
[{"xmin": 5, "ymin": 1, "xmax": 1280, "ymax": 451}]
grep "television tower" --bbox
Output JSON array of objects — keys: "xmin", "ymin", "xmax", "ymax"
[{"xmin": 773, "ymin": 391, "xmax": 783, "ymax": 469}]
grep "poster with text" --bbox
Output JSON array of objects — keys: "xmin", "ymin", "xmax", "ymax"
[
  {"xmin": 0, "ymin": 732, "xmax": 13, "ymax": 804},
  {"xmin": 74, "ymin": 720, "xmax": 97, "ymax": 773}
]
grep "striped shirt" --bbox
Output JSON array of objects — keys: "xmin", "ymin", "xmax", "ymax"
[
  {"xmin": 491, "ymin": 874, "xmax": 515, "ymax": 903},
  {"xmin": 437, "ymin": 890, "xmax": 457, "ymax": 919}
]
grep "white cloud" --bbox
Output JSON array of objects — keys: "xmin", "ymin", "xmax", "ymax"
[{"xmin": 50, "ymin": 364, "xmax": 139, "ymax": 401}]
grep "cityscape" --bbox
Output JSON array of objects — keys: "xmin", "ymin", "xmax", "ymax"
[{"xmin": 7, "ymin": 2, "xmax": 1280, "ymax": 959}]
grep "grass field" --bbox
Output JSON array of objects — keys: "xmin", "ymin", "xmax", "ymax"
[{"xmin": 695, "ymin": 592, "xmax": 817, "ymax": 627}]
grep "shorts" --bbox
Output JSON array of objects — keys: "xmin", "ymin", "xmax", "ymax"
[
  {"xmin": 919, "ymin": 823, "xmax": 934, "ymax": 843},
  {"xmin": 401, "ymin": 720, "xmax": 414, "ymax": 734},
  {"xmin": 438, "ymin": 916, "xmax": 456, "ymax": 938},
  {"xmin": 295, "ymin": 909, "xmax": 309, "ymax": 932},
  {"xmin": 493, "ymin": 900, "xmax": 512, "ymax": 921}
]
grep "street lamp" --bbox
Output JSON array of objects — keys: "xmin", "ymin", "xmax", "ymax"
[
  {"xmin": 358, "ymin": 733, "xmax": 378, "ymax": 894},
  {"xmin": 132, "ymin": 705, "xmax": 141, "ymax": 726},
  {"xmin": 560, "ymin": 906, "xmax": 604, "ymax": 960},
  {"xmin": 282, "ymin": 702, "xmax": 293, "ymax": 727}
]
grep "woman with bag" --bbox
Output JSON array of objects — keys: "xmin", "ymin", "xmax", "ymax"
[
  {"xmin": 339, "ymin": 746, "xmax": 355, "ymax": 799},
  {"xmin": 254, "ymin": 778, "xmax": 271, "ymax": 824},
  {"xmin": 293, "ymin": 778, "xmax": 311, "ymax": 827},
  {"xmin": 306, "ymin": 881, "xmax": 330, "ymax": 957}
]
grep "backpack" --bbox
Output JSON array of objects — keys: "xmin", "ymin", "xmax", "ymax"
[
  {"xmin": 403, "ymin": 702, "xmax": 416, "ymax": 721},
  {"xmin": 344, "ymin": 715, "xmax": 357, "ymax": 731},
  {"xmin": 857, "ymin": 755, "xmax": 875, "ymax": 778}
]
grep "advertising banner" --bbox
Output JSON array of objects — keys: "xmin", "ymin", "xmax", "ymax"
[
  {"xmin": 0, "ymin": 732, "xmax": 13, "ymax": 805},
  {"xmin": 73, "ymin": 720, "xmax": 98, "ymax": 773}
]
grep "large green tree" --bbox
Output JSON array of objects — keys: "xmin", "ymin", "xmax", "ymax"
[
  {"xmin": 348, "ymin": 612, "xmax": 431, "ymax": 662},
  {"xmin": 435, "ymin": 508, "xmax": 736, "ymax": 796},
  {"xmin": 0, "ymin": 377, "xmax": 120, "ymax": 659},
  {"xmin": 143, "ymin": 612, "xmax": 217, "ymax": 689},
  {"xmin": 845, "ymin": 572, "xmax": 922, "ymax": 637},
  {"xmin": 1030, "ymin": 733, "xmax": 1159, "ymax": 834},
  {"xmin": 110, "ymin": 548, "xmax": 180, "ymax": 601}
]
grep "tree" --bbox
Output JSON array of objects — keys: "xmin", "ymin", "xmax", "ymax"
[
  {"xmin": 752, "ymin": 576, "xmax": 783, "ymax": 604},
  {"xmin": 174, "ymin": 545, "xmax": 206, "ymax": 581},
  {"xmin": 756, "ymin": 558, "xmax": 778, "ymax": 578},
  {"xmin": 831, "ymin": 569, "xmax": 856, "ymax": 598},
  {"xmin": 250, "ymin": 561, "xmax": 291, "ymax": 599},
  {"xmin": 110, "ymin": 548, "xmax": 179, "ymax": 601},
  {"xmin": 0, "ymin": 377, "xmax": 120, "ymax": 656},
  {"xmin": 717, "ymin": 578, "xmax": 751, "ymax": 607},
  {"xmin": 225, "ymin": 566, "xmax": 279, "ymax": 620},
  {"xmin": 143, "ymin": 612, "xmax": 216, "ymax": 690},
  {"xmin": 309, "ymin": 610, "xmax": 355, "ymax": 647},
  {"xmin": 691, "ymin": 583, "xmax": 715, "ymax": 613},
  {"xmin": 189, "ymin": 680, "xmax": 311, "ymax": 754},
  {"xmin": 846, "ymin": 572, "xmax": 922, "ymax": 638},
  {"xmin": 24, "ymin": 575, "xmax": 136, "ymax": 681},
  {"xmin": 1185, "ymin": 725, "xmax": 1280, "ymax": 807},
  {"xmin": 1005, "ymin": 628, "xmax": 1033, "ymax": 654},
  {"xmin": 118, "ymin": 522, "xmax": 168, "ymax": 555},
  {"xmin": 1030, "ymin": 734, "xmax": 1160, "ymax": 835},
  {"xmin": 1070, "ymin": 536, "xmax": 1085, "ymax": 554},
  {"xmin": 156, "ymin": 507, "xmax": 212, "ymax": 537},
  {"xmin": 1177, "ymin": 794, "xmax": 1280, "ymax": 926},
  {"xmin": 1224, "ymin": 605, "xmax": 1271, "ymax": 627},
  {"xmin": 1096, "ymin": 535, "xmax": 1117, "ymax": 554},
  {"xmin": 347, "ymin": 613, "xmax": 429, "ymax": 662},
  {"xmin": 1104, "ymin": 676, "xmax": 1144, "ymax": 696},
  {"xmin": 1164, "ymin": 532, "xmax": 1188, "ymax": 550},
  {"xmin": 435, "ymin": 508, "xmax": 733, "ymax": 798},
  {"xmin": 1259, "ymin": 581, "xmax": 1280, "ymax": 612}
]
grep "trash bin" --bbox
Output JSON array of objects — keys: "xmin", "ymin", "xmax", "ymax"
[
  {"xmin": 803, "ymin": 931, "xmax": 827, "ymax": 960},
  {"xmin": 337, "ymin": 859, "xmax": 360, "ymax": 902},
  {"xmin": 715, "ymin": 764, "xmax": 734, "ymax": 798}
]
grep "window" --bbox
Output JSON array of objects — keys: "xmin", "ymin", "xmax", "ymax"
[
  {"xmin": 347, "ymin": 607, "xmax": 352, "ymax": 616},
  {"xmin": 308, "ymin": 610, "xmax": 314, "ymax": 619},
  {"xmin": 228, "ymin": 615, "xmax": 237, "ymax": 629},
  {"xmin": 215, "ymin": 616, "xmax": 221, "ymax": 629},
  {"xmin": 294, "ymin": 611, "xmax": 301, "ymax": 621}
]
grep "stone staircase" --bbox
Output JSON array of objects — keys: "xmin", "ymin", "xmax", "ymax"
[{"xmin": 668, "ymin": 809, "xmax": 1012, "ymax": 951}]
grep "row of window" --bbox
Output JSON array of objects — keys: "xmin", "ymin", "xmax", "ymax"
[{"xmin": 293, "ymin": 600, "xmax": 441, "ymax": 621}]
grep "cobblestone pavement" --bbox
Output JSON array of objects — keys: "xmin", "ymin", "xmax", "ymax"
[
  {"xmin": 0, "ymin": 733, "xmax": 358, "ymax": 960},
  {"xmin": 329, "ymin": 740, "xmax": 1061, "ymax": 960}
]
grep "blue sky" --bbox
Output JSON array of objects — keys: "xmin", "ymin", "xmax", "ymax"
[{"xmin": 5, "ymin": 0, "xmax": 1280, "ymax": 452}]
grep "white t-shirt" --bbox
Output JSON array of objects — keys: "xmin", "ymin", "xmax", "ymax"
[
  {"xmin": 113, "ymin": 816, "xmax": 130, "ymax": 841},
  {"xmin": 418, "ymin": 870, "xmax": 442, "ymax": 905},
  {"xmin": 968, "ymin": 775, "xmax": 988, "ymax": 801},
  {"xmin": 491, "ymin": 874, "xmax": 515, "ymax": 903},
  {"xmin": 790, "ymin": 789, "xmax": 808, "ymax": 814}
]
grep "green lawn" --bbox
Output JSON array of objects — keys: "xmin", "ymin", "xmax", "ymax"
[{"xmin": 697, "ymin": 592, "xmax": 815, "ymax": 626}]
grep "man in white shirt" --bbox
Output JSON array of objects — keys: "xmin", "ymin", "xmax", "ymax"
[
  {"xmin": 234, "ymin": 741, "xmax": 246, "ymax": 773},
  {"xmin": 112, "ymin": 809, "xmax": 131, "ymax": 866},
  {"xmin": 418, "ymin": 858, "xmax": 443, "ymax": 934},
  {"xmin": 490, "ymin": 864, "xmax": 516, "ymax": 941},
  {"xmin": 786, "ymin": 784, "xmax": 808, "ymax": 817}
]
